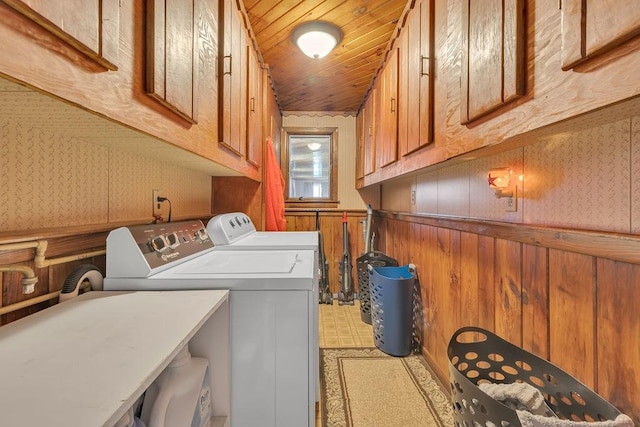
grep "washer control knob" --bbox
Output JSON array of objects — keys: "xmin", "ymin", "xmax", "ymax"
[
  {"xmin": 166, "ymin": 232, "xmax": 180, "ymax": 249},
  {"xmin": 195, "ymin": 228, "xmax": 209, "ymax": 241},
  {"xmin": 150, "ymin": 235, "xmax": 169, "ymax": 253}
]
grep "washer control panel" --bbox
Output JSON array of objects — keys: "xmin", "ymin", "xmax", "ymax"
[
  {"xmin": 106, "ymin": 220, "xmax": 214, "ymax": 276},
  {"xmin": 207, "ymin": 212, "xmax": 256, "ymax": 245}
]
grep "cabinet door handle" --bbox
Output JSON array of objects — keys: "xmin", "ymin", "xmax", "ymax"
[
  {"xmin": 368, "ymin": 125, "xmax": 373, "ymax": 137},
  {"xmin": 420, "ymin": 56, "xmax": 430, "ymax": 76},
  {"xmin": 224, "ymin": 55, "xmax": 232, "ymax": 75},
  {"xmin": 250, "ymin": 97, "xmax": 256, "ymax": 112},
  {"xmin": 390, "ymin": 97, "xmax": 396, "ymax": 113}
]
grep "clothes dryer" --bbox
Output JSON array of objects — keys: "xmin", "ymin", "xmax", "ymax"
[
  {"xmin": 207, "ymin": 212, "xmax": 318, "ymax": 251},
  {"xmin": 207, "ymin": 212, "xmax": 320, "ymax": 400}
]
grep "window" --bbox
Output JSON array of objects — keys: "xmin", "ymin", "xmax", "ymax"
[{"xmin": 282, "ymin": 127, "xmax": 338, "ymax": 207}]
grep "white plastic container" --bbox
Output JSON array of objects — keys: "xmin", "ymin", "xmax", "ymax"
[
  {"xmin": 113, "ymin": 405, "xmax": 146, "ymax": 427},
  {"xmin": 141, "ymin": 345, "xmax": 211, "ymax": 427}
]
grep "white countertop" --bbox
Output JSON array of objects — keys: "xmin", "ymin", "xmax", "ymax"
[{"xmin": 0, "ymin": 290, "xmax": 229, "ymax": 426}]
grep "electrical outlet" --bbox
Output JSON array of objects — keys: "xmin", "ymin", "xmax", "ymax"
[
  {"xmin": 410, "ymin": 190, "xmax": 416, "ymax": 205},
  {"xmin": 153, "ymin": 190, "xmax": 162, "ymax": 216},
  {"xmin": 504, "ymin": 186, "xmax": 517, "ymax": 212}
]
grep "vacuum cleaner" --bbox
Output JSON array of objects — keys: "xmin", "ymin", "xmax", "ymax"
[
  {"xmin": 316, "ymin": 211, "xmax": 332, "ymax": 304},
  {"xmin": 338, "ymin": 212, "xmax": 354, "ymax": 305}
]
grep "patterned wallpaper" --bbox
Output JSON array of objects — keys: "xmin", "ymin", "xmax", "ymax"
[
  {"xmin": 381, "ymin": 115, "xmax": 639, "ymax": 234},
  {"xmin": 3, "ymin": 87, "xmax": 636, "ymax": 233},
  {"xmin": 523, "ymin": 120, "xmax": 631, "ymax": 232},
  {"xmin": 0, "ymin": 120, "xmax": 212, "ymax": 231}
]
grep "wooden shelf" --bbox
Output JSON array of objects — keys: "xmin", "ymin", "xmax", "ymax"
[{"xmin": 0, "ymin": 290, "xmax": 229, "ymax": 426}]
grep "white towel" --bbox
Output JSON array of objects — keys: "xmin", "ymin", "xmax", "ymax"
[
  {"xmin": 479, "ymin": 382, "xmax": 552, "ymax": 416},
  {"xmin": 478, "ymin": 382, "xmax": 634, "ymax": 427},
  {"xmin": 517, "ymin": 411, "xmax": 634, "ymax": 427}
]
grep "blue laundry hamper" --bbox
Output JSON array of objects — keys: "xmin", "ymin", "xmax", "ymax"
[{"xmin": 369, "ymin": 263, "xmax": 416, "ymax": 357}]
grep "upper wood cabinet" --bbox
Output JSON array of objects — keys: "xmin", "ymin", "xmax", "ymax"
[
  {"xmin": 363, "ymin": 89, "xmax": 377, "ymax": 177},
  {"xmin": 356, "ymin": 106, "xmax": 365, "ymax": 182},
  {"xmin": 561, "ymin": 0, "xmax": 640, "ymax": 70},
  {"xmin": 357, "ymin": 0, "xmax": 640, "ymax": 188},
  {"xmin": 219, "ymin": 0, "xmax": 248, "ymax": 157},
  {"xmin": 2, "ymin": 0, "xmax": 119, "ymax": 70},
  {"xmin": 146, "ymin": 0, "xmax": 200, "ymax": 123},
  {"xmin": 417, "ymin": 0, "xmax": 434, "ymax": 149},
  {"xmin": 460, "ymin": 0, "xmax": 525, "ymax": 124},
  {"xmin": 246, "ymin": 45, "xmax": 263, "ymax": 169},
  {"xmin": 399, "ymin": 0, "xmax": 434, "ymax": 156},
  {"xmin": 0, "ymin": 1, "xmax": 265, "ymax": 181},
  {"xmin": 354, "ymin": 86, "xmax": 376, "ymax": 181},
  {"xmin": 377, "ymin": 47, "xmax": 399, "ymax": 168},
  {"xmin": 263, "ymin": 65, "xmax": 282, "ymax": 161}
]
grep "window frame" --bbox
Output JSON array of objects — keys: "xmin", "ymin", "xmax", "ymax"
[{"xmin": 281, "ymin": 126, "xmax": 339, "ymax": 208}]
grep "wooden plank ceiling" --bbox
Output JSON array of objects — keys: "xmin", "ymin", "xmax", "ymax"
[{"xmin": 242, "ymin": 0, "xmax": 409, "ymax": 112}]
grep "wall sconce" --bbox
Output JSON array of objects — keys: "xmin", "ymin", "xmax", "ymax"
[
  {"xmin": 487, "ymin": 167, "xmax": 514, "ymax": 198},
  {"xmin": 291, "ymin": 21, "xmax": 343, "ymax": 59}
]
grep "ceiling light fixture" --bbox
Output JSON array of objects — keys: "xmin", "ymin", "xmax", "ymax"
[{"xmin": 291, "ymin": 21, "xmax": 343, "ymax": 59}]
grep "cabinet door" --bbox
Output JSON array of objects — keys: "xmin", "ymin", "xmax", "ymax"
[
  {"xmin": 3, "ymin": 0, "xmax": 119, "ymax": 70},
  {"xmin": 237, "ymin": 22, "xmax": 248, "ymax": 157},
  {"xmin": 561, "ymin": 0, "xmax": 640, "ymax": 70},
  {"xmin": 356, "ymin": 108, "xmax": 365, "ymax": 181},
  {"xmin": 398, "ymin": 22, "xmax": 411, "ymax": 156},
  {"xmin": 246, "ymin": 46, "xmax": 263, "ymax": 168},
  {"xmin": 363, "ymin": 88, "xmax": 377, "ymax": 176},
  {"xmin": 219, "ymin": 0, "xmax": 247, "ymax": 156},
  {"xmin": 378, "ymin": 48, "xmax": 399, "ymax": 168},
  {"xmin": 146, "ymin": 0, "xmax": 199, "ymax": 124},
  {"xmin": 418, "ymin": 0, "xmax": 434, "ymax": 147},
  {"xmin": 219, "ymin": 0, "xmax": 233, "ymax": 153},
  {"xmin": 461, "ymin": 0, "xmax": 524, "ymax": 124},
  {"xmin": 399, "ymin": 0, "xmax": 434, "ymax": 156}
]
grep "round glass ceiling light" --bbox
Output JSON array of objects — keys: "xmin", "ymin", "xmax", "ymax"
[{"xmin": 291, "ymin": 21, "xmax": 343, "ymax": 59}]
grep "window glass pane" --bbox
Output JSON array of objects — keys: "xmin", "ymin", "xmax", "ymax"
[{"xmin": 288, "ymin": 134, "xmax": 331, "ymax": 199}]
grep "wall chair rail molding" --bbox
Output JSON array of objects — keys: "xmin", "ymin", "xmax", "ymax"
[{"xmin": 378, "ymin": 211, "xmax": 640, "ymax": 265}]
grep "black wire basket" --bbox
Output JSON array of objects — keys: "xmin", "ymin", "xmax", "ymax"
[
  {"xmin": 447, "ymin": 326, "xmax": 626, "ymax": 426},
  {"xmin": 356, "ymin": 251, "xmax": 397, "ymax": 324}
]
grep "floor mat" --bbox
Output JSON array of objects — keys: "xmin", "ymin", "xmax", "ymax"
[{"xmin": 320, "ymin": 347, "xmax": 454, "ymax": 427}]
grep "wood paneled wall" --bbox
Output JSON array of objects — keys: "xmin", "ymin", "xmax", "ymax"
[
  {"xmin": 285, "ymin": 210, "xmax": 367, "ymax": 295},
  {"xmin": 211, "ymin": 177, "xmax": 262, "ymax": 230},
  {"xmin": 375, "ymin": 212, "xmax": 639, "ymax": 423}
]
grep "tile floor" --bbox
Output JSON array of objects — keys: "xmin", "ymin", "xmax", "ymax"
[
  {"xmin": 316, "ymin": 300, "xmax": 374, "ymax": 426},
  {"xmin": 319, "ymin": 300, "xmax": 375, "ymax": 348}
]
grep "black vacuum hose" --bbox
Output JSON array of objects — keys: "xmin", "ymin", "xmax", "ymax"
[{"xmin": 60, "ymin": 264, "xmax": 104, "ymax": 302}]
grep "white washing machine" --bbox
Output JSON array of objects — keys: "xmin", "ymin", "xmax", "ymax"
[
  {"xmin": 103, "ymin": 220, "xmax": 316, "ymax": 427},
  {"xmin": 207, "ymin": 212, "xmax": 320, "ymax": 400}
]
